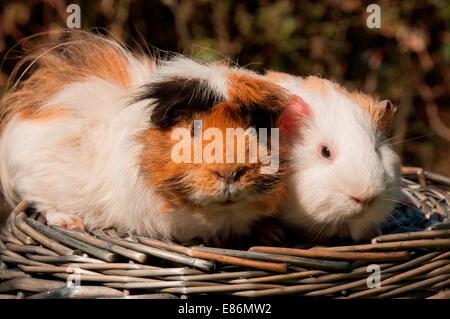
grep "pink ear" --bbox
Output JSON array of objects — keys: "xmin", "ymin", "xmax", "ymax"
[{"xmin": 278, "ymin": 95, "xmax": 311, "ymax": 140}]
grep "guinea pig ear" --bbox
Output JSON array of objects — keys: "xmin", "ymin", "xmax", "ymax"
[
  {"xmin": 377, "ymin": 99, "xmax": 398, "ymax": 132},
  {"xmin": 278, "ymin": 95, "xmax": 311, "ymax": 141},
  {"xmin": 137, "ymin": 77, "xmax": 224, "ymax": 129}
]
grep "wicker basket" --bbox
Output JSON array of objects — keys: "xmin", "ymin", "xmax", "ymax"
[{"xmin": 0, "ymin": 167, "xmax": 449, "ymax": 299}]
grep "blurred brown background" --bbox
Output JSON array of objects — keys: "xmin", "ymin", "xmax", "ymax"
[{"xmin": 0, "ymin": 0, "xmax": 449, "ymax": 175}]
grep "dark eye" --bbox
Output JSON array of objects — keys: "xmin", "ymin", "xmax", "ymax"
[{"xmin": 321, "ymin": 146, "xmax": 331, "ymax": 159}]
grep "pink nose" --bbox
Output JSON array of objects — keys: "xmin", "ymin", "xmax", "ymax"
[{"xmin": 351, "ymin": 196, "xmax": 373, "ymax": 205}]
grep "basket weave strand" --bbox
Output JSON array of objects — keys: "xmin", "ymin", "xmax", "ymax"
[{"xmin": 0, "ymin": 167, "xmax": 449, "ymax": 299}]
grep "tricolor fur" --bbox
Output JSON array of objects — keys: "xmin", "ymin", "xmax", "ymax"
[{"xmin": 0, "ymin": 32, "xmax": 290, "ymax": 244}]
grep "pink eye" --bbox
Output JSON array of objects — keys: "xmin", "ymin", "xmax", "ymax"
[{"xmin": 320, "ymin": 146, "xmax": 331, "ymax": 159}]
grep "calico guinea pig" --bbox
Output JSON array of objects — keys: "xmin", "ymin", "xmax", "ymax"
[
  {"xmin": 0, "ymin": 32, "xmax": 294, "ymax": 244},
  {"xmin": 266, "ymin": 71, "xmax": 402, "ymax": 242}
]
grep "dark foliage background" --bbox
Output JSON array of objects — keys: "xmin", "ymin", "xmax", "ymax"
[{"xmin": 0, "ymin": 0, "xmax": 449, "ymax": 175}]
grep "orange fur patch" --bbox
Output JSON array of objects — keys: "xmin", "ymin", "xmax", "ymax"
[
  {"xmin": 302, "ymin": 76, "xmax": 329, "ymax": 96},
  {"xmin": 18, "ymin": 107, "xmax": 72, "ymax": 122},
  {"xmin": 265, "ymin": 70, "xmax": 291, "ymax": 82},
  {"xmin": 334, "ymin": 82, "xmax": 393, "ymax": 132},
  {"xmin": 227, "ymin": 73, "xmax": 289, "ymax": 110},
  {"xmin": 138, "ymin": 100, "xmax": 289, "ymax": 214},
  {"xmin": 266, "ymin": 72, "xmax": 330, "ymax": 96},
  {"xmin": 0, "ymin": 31, "xmax": 153, "ymax": 133}
]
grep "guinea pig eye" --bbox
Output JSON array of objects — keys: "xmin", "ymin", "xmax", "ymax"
[{"xmin": 320, "ymin": 146, "xmax": 331, "ymax": 159}]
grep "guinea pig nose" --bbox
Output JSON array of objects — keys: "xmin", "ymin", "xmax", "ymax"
[{"xmin": 351, "ymin": 195, "xmax": 375, "ymax": 206}]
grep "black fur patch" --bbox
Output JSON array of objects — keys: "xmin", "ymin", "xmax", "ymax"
[
  {"xmin": 136, "ymin": 77, "xmax": 223, "ymax": 129},
  {"xmin": 236, "ymin": 93, "xmax": 285, "ymax": 132}
]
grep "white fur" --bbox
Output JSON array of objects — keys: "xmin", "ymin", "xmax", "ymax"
[
  {"xmin": 155, "ymin": 57, "xmax": 265, "ymax": 100},
  {"xmin": 275, "ymin": 76, "xmax": 401, "ymax": 241},
  {"xmin": 156, "ymin": 57, "xmax": 230, "ymax": 99},
  {"xmin": 0, "ymin": 77, "xmax": 165, "ymax": 234},
  {"xmin": 0, "ymin": 53, "xmax": 270, "ymax": 242}
]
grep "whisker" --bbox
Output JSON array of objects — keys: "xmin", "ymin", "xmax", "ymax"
[
  {"xmin": 384, "ymin": 198, "xmax": 418, "ymax": 209},
  {"xmin": 381, "ymin": 133, "xmax": 434, "ymax": 146}
]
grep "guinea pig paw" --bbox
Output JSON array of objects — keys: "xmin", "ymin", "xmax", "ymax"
[{"xmin": 45, "ymin": 211, "xmax": 85, "ymax": 231}]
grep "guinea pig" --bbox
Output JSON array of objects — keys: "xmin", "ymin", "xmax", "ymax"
[
  {"xmin": 266, "ymin": 71, "xmax": 401, "ymax": 242},
  {"xmin": 0, "ymin": 31, "xmax": 292, "ymax": 244}
]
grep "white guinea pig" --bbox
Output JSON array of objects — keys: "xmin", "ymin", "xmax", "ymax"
[{"xmin": 266, "ymin": 71, "xmax": 402, "ymax": 242}]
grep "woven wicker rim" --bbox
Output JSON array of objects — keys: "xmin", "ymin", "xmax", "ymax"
[{"xmin": 0, "ymin": 167, "xmax": 449, "ymax": 299}]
